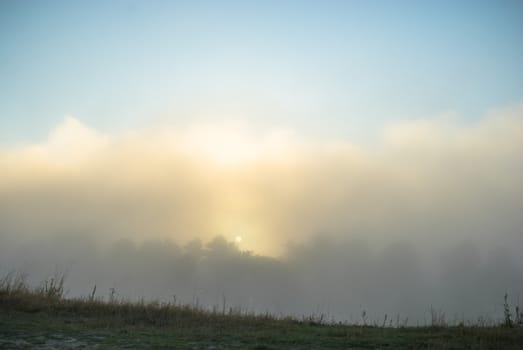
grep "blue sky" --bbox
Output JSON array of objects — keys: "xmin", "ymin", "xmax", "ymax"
[{"xmin": 1, "ymin": 0, "xmax": 522, "ymax": 144}]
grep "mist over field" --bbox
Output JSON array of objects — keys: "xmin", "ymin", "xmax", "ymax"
[
  {"xmin": 1, "ymin": 104, "xmax": 522, "ymax": 323},
  {"xmin": 2, "ymin": 6, "xmax": 523, "ymax": 350}
]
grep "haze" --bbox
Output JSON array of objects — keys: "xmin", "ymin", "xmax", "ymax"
[{"xmin": 1, "ymin": 0, "xmax": 522, "ymax": 324}]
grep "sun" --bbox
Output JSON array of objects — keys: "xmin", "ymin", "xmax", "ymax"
[{"xmin": 235, "ymin": 235, "xmax": 243, "ymax": 244}]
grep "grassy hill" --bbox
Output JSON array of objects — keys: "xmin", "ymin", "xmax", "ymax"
[{"xmin": 1, "ymin": 275, "xmax": 522, "ymax": 349}]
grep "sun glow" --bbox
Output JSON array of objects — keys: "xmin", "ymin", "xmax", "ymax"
[
  {"xmin": 176, "ymin": 124, "xmax": 259, "ymax": 166},
  {"xmin": 176, "ymin": 123, "xmax": 297, "ymax": 167}
]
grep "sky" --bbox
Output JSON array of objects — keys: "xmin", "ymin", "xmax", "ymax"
[
  {"xmin": 1, "ymin": 1, "xmax": 523, "ymax": 323},
  {"xmin": 1, "ymin": 0, "xmax": 523, "ymax": 143}
]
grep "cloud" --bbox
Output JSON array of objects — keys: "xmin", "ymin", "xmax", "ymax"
[{"xmin": 0, "ymin": 104, "xmax": 522, "ymax": 322}]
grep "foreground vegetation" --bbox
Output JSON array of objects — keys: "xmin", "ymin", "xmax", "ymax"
[{"xmin": 0, "ymin": 274, "xmax": 522, "ymax": 349}]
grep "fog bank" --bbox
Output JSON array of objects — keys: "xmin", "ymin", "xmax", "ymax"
[{"xmin": 1, "ymin": 104, "xmax": 522, "ymax": 322}]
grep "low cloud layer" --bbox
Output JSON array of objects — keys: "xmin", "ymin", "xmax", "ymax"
[{"xmin": 1, "ymin": 104, "xmax": 522, "ymax": 322}]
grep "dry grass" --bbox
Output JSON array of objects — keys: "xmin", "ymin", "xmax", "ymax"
[
  {"xmin": 1, "ymin": 272, "xmax": 522, "ymax": 349},
  {"xmin": 0, "ymin": 272, "xmax": 290, "ymax": 330}
]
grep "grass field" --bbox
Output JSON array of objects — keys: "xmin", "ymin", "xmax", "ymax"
[{"xmin": 1, "ymin": 275, "xmax": 522, "ymax": 349}]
